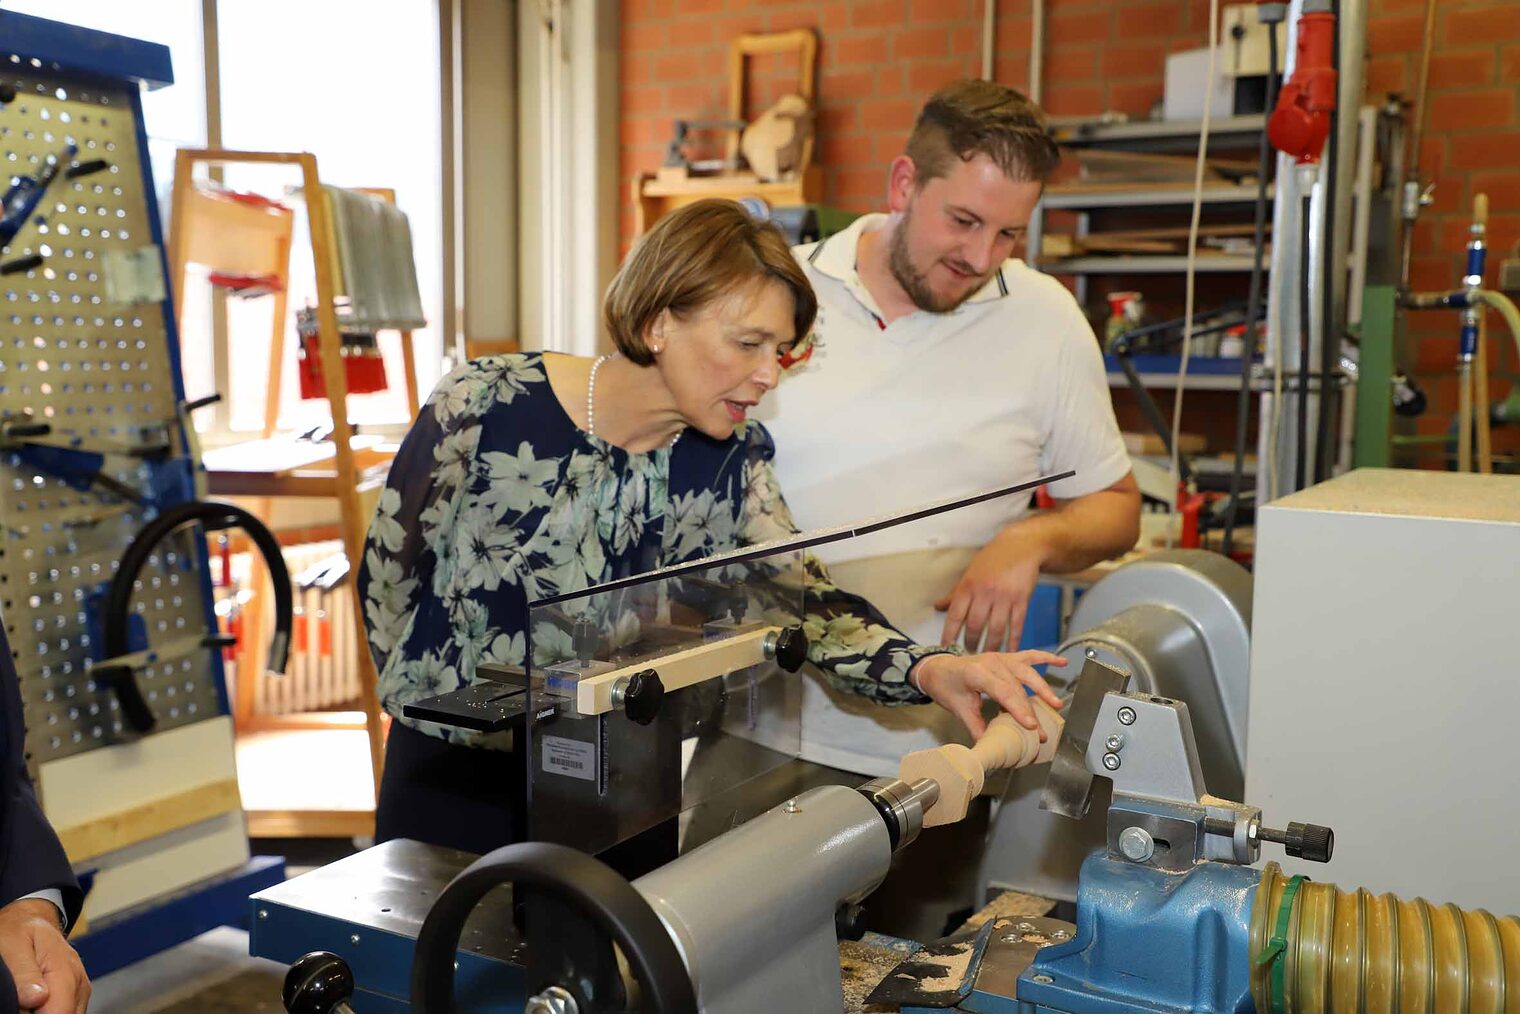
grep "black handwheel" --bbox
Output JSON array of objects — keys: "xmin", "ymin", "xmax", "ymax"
[
  {"xmin": 412, "ymin": 841, "xmax": 696, "ymax": 1014},
  {"xmin": 283, "ymin": 951, "xmax": 356, "ymax": 1013}
]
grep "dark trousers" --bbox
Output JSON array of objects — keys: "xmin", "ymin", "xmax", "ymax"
[{"xmin": 375, "ymin": 722, "xmax": 526, "ymax": 855}]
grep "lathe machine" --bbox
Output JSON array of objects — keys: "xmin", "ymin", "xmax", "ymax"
[{"xmin": 261, "ymin": 480, "xmax": 1520, "ymax": 1013}]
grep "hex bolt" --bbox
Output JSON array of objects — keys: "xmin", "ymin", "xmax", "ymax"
[
  {"xmin": 1032, "ymin": 974, "xmax": 1054, "ymax": 984},
  {"xmin": 1102, "ymin": 752, "xmax": 1121, "ymax": 771},
  {"xmin": 1117, "ymin": 706, "xmax": 1137, "ymax": 726},
  {"xmin": 1119, "ymin": 826, "xmax": 1155, "ymax": 862}
]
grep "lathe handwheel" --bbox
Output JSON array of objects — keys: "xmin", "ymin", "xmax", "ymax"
[{"xmin": 411, "ymin": 841, "xmax": 696, "ymax": 1014}]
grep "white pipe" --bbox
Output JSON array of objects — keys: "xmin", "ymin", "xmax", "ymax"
[
  {"xmin": 1029, "ymin": 0, "xmax": 1044, "ymax": 102},
  {"xmin": 982, "ymin": 0, "xmax": 995, "ymax": 81}
]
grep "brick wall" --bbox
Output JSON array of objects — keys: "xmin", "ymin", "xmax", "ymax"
[{"xmin": 620, "ymin": 0, "xmax": 1520, "ymax": 467}]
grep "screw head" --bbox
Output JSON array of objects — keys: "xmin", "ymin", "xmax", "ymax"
[
  {"xmin": 783, "ymin": 798, "xmax": 800, "ymax": 814},
  {"xmin": 1051, "ymin": 929, "xmax": 1071, "ymax": 941},
  {"xmin": 350, "ymin": 934, "xmax": 360, "ymax": 945},
  {"xmin": 1085, "ymin": 647, "xmax": 1097, "ymax": 659},
  {"xmin": 1105, "ymin": 733, "xmax": 1124, "ymax": 751},
  {"xmin": 1002, "ymin": 933, "xmax": 1020, "ymax": 943},
  {"xmin": 257, "ymin": 909, "xmax": 268, "ymax": 920},
  {"xmin": 1117, "ymin": 706, "xmax": 1137, "ymax": 726},
  {"xmin": 1119, "ymin": 826, "xmax": 1155, "ymax": 862},
  {"xmin": 1032, "ymin": 974, "xmax": 1054, "ymax": 984},
  {"xmin": 1102, "ymin": 752, "xmax": 1121, "ymax": 771}
]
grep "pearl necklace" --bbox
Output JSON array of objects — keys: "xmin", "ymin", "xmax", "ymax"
[{"xmin": 586, "ymin": 355, "xmax": 681, "ymax": 449}]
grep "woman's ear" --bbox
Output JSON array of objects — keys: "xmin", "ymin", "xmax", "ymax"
[{"xmin": 649, "ymin": 310, "xmax": 669, "ymax": 354}]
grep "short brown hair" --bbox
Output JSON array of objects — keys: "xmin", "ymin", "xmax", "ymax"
[
  {"xmin": 905, "ymin": 80, "xmax": 1061, "ymax": 186},
  {"xmin": 604, "ymin": 199, "xmax": 817, "ymax": 365}
]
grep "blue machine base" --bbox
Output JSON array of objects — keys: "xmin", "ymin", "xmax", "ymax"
[{"xmin": 73, "ymin": 855, "xmax": 287, "ymax": 979}]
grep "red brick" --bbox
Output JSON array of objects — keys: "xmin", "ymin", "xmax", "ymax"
[
  {"xmin": 853, "ymin": 1, "xmax": 904, "ymax": 30},
  {"xmin": 1425, "ymin": 177, "xmax": 1465, "ymax": 215},
  {"xmin": 666, "ymin": 83, "xmax": 724, "ymax": 116},
  {"xmin": 620, "ymin": 118, "xmax": 666, "ymax": 149},
  {"xmin": 1428, "ymin": 50, "xmax": 1497, "ymax": 90},
  {"xmin": 1108, "ymin": 81, "xmax": 1163, "ymax": 117},
  {"xmin": 667, "ymin": 19, "xmax": 715, "ymax": 46},
  {"xmin": 1102, "ymin": 41, "xmax": 1166, "ymax": 79},
  {"xmin": 1408, "ymin": 253, "xmax": 1457, "ymax": 292},
  {"xmin": 830, "ymin": 33, "xmax": 886, "ymax": 67},
  {"xmin": 674, "ymin": 0, "xmax": 722, "ymax": 14},
  {"xmin": 1415, "ymin": 335, "xmax": 1458, "ymax": 374},
  {"xmin": 834, "ymin": 167, "xmax": 889, "ymax": 202},
  {"xmin": 1503, "ymin": 44, "xmax": 1520, "ymax": 84},
  {"xmin": 1448, "ymin": 130, "xmax": 1520, "ymax": 172},
  {"xmin": 820, "ymin": 131, "xmax": 875, "ymax": 168},
  {"xmin": 1042, "ymin": 45, "xmax": 1098, "ymax": 83},
  {"xmin": 1366, "ymin": 14, "xmax": 1428, "ymax": 57},
  {"xmin": 1446, "ymin": 6, "xmax": 1520, "ymax": 46},
  {"xmin": 894, "ymin": 27, "xmax": 950, "ymax": 60},
  {"xmin": 1469, "ymin": 172, "xmax": 1520, "ymax": 212},
  {"xmin": 909, "ymin": 58, "xmax": 967, "ymax": 92},
  {"xmin": 874, "ymin": 127, "xmax": 911, "ymax": 160},
  {"xmin": 1364, "ymin": 55, "xmax": 1408, "ymax": 97},
  {"xmin": 766, "ymin": 9, "xmax": 823, "ymax": 33},
  {"xmin": 1043, "ymin": 84, "xmax": 1104, "ymax": 117},
  {"xmin": 908, "ymin": 0, "xmax": 968, "ymax": 23},
  {"xmin": 1114, "ymin": 1, "xmax": 1184, "ymax": 39},
  {"xmin": 1417, "ymin": 137, "xmax": 1448, "ymax": 180},
  {"xmin": 1047, "ymin": 8, "xmax": 1110, "ymax": 46},
  {"xmin": 1428, "ymin": 90, "xmax": 1515, "ymax": 132},
  {"xmin": 951, "ymin": 25, "xmax": 979, "ymax": 53},
  {"xmin": 819, "ymin": 105, "xmax": 860, "ymax": 135},
  {"xmin": 861, "ymin": 97, "xmax": 916, "ymax": 131},
  {"xmin": 875, "ymin": 63, "xmax": 907, "ymax": 96},
  {"xmin": 624, "ymin": 21, "xmax": 666, "ymax": 50},
  {"xmin": 1410, "ymin": 218, "xmax": 1439, "ymax": 258},
  {"xmin": 821, "ymin": 68, "xmax": 877, "ymax": 101},
  {"xmin": 624, "ymin": 85, "xmax": 665, "ymax": 115}
]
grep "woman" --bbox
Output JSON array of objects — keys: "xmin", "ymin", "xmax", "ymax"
[{"xmin": 359, "ymin": 199, "xmax": 1064, "ymax": 853}]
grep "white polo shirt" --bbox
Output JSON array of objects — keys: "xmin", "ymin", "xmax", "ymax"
[{"xmin": 755, "ymin": 212, "xmax": 1130, "ymax": 774}]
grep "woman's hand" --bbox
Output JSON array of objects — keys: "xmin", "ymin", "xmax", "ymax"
[{"xmin": 912, "ymin": 650, "xmax": 1067, "ymax": 739}]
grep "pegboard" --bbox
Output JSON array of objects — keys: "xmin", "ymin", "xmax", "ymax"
[{"xmin": 1, "ymin": 53, "xmax": 227, "ymax": 767}]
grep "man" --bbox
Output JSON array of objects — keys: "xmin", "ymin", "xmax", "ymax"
[
  {"xmin": 0, "ymin": 620, "xmax": 88, "ymax": 1014},
  {"xmin": 758, "ymin": 80, "xmax": 1140, "ymax": 776}
]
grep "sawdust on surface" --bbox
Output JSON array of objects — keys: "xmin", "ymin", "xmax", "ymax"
[
  {"xmin": 899, "ymin": 940, "xmax": 974, "ymax": 990},
  {"xmin": 954, "ymin": 889, "xmax": 1056, "ymax": 933},
  {"xmin": 840, "ymin": 939, "xmax": 914, "ymax": 1014}
]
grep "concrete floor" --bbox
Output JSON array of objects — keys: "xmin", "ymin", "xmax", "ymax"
[{"xmin": 92, "ymin": 927, "xmax": 286, "ymax": 1012}]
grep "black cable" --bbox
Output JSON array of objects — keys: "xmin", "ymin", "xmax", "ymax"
[
  {"xmin": 99, "ymin": 500, "xmax": 292, "ymax": 732},
  {"xmin": 1316, "ymin": 0, "xmax": 1342, "ymax": 482},
  {"xmin": 1222, "ymin": 25, "xmax": 1281, "ymax": 557},
  {"xmin": 1297, "ymin": 194, "xmax": 1313, "ymax": 491}
]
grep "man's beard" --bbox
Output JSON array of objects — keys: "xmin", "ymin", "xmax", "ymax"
[{"xmin": 887, "ymin": 208, "xmax": 990, "ymax": 314}]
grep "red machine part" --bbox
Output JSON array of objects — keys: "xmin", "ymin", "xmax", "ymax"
[{"xmin": 1267, "ymin": 11, "xmax": 1337, "ymax": 163}]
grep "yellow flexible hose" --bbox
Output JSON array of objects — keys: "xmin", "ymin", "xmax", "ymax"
[{"xmin": 1251, "ymin": 862, "xmax": 1520, "ymax": 1012}]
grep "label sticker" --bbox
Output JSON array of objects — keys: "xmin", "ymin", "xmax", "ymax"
[{"xmin": 541, "ymin": 734, "xmax": 596, "ymax": 781}]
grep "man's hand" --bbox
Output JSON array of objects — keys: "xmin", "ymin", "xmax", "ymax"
[
  {"xmin": 934, "ymin": 531, "xmax": 1045, "ymax": 653},
  {"xmin": 912, "ymin": 650, "xmax": 1067, "ymax": 739},
  {"xmin": 0, "ymin": 899, "xmax": 89, "ymax": 1013}
]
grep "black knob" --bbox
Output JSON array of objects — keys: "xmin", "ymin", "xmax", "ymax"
[
  {"xmin": 770, "ymin": 626, "xmax": 808, "ymax": 673},
  {"xmin": 0, "ymin": 82, "xmax": 15, "ymax": 104},
  {"xmin": 622, "ymin": 669, "xmax": 665, "ymax": 726},
  {"xmin": 1284, "ymin": 821, "xmax": 1335, "ymax": 863},
  {"xmin": 283, "ymin": 951, "xmax": 355, "ymax": 1014}
]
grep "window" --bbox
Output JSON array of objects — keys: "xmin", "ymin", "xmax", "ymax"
[{"xmin": 214, "ymin": 0, "xmax": 444, "ymax": 433}]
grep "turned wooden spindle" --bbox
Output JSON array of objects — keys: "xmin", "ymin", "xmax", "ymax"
[{"xmin": 898, "ymin": 698, "xmax": 1064, "ymax": 828}]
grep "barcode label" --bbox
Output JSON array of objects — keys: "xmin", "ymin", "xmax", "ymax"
[{"xmin": 542, "ymin": 735, "xmax": 596, "ymax": 781}]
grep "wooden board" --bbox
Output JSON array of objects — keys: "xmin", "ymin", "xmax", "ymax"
[
  {"xmin": 1072, "ymin": 148, "xmax": 1259, "ymax": 183},
  {"xmin": 58, "ymin": 779, "xmax": 242, "ymax": 864}
]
